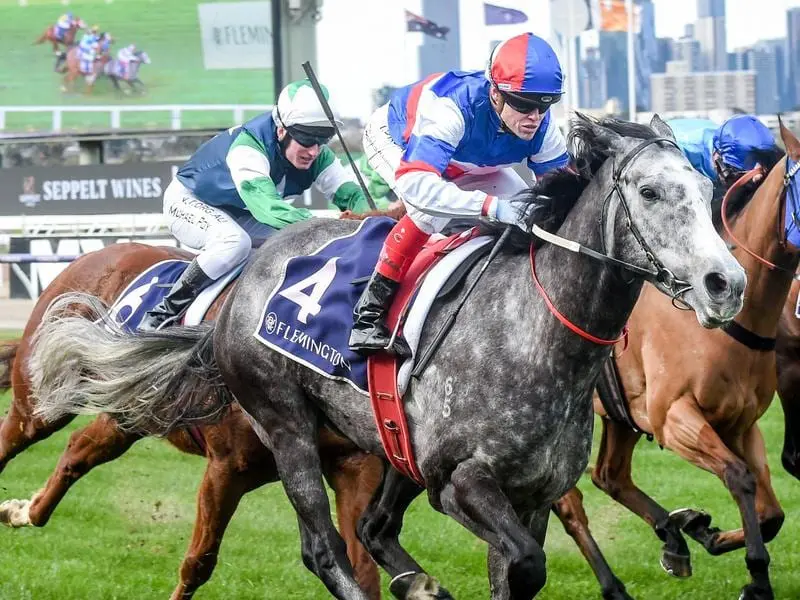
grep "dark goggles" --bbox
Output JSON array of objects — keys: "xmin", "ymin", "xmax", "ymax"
[
  {"xmin": 501, "ymin": 91, "xmax": 561, "ymax": 114},
  {"xmin": 287, "ymin": 126, "xmax": 334, "ymax": 148}
]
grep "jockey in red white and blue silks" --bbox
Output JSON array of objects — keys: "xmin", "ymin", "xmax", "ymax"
[{"xmin": 349, "ymin": 32, "xmax": 569, "ymax": 357}]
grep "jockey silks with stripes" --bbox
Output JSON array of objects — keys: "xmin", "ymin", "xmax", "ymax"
[
  {"xmin": 139, "ymin": 80, "xmax": 371, "ymax": 331},
  {"xmin": 349, "ymin": 32, "xmax": 570, "ymax": 357}
]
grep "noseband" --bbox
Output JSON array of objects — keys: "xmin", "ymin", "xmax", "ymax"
[{"xmin": 532, "ymin": 136, "xmax": 693, "ymax": 308}]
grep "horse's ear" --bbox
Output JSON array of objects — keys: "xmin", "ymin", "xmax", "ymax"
[
  {"xmin": 649, "ymin": 114, "xmax": 676, "ymax": 141},
  {"xmin": 778, "ymin": 115, "xmax": 800, "ymax": 160}
]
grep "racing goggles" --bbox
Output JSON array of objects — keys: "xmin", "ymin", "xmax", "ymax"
[
  {"xmin": 287, "ymin": 125, "xmax": 335, "ymax": 148},
  {"xmin": 501, "ymin": 91, "xmax": 562, "ymax": 114}
]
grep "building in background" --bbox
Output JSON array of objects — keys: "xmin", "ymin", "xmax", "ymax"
[
  {"xmin": 418, "ymin": 0, "xmax": 461, "ymax": 77},
  {"xmin": 786, "ymin": 7, "xmax": 800, "ymax": 110},
  {"xmin": 695, "ymin": 0, "xmax": 726, "ymax": 71},
  {"xmin": 650, "ymin": 65, "xmax": 756, "ymax": 113},
  {"xmin": 748, "ymin": 39, "xmax": 783, "ymax": 114}
]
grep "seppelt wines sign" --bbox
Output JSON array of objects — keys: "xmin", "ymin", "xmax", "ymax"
[{"xmin": 0, "ymin": 162, "xmax": 181, "ymax": 216}]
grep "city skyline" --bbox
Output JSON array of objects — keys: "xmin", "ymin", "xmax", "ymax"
[{"xmin": 653, "ymin": 0, "xmax": 800, "ymax": 50}]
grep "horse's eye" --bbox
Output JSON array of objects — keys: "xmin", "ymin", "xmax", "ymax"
[{"xmin": 640, "ymin": 187, "xmax": 658, "ymax": 200}]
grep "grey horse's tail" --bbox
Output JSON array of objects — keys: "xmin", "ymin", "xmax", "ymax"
[
  {"xmin": 0, "ymin": 339, "xmax": 19, "ymax": 392},
  {"xmin": 30, "ymin": 293, "xmax": 232, "ymax": 435}
]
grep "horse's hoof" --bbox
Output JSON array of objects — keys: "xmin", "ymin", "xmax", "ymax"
[
  {"xmin": 669, "ymin": 507, "xmax": 712, "ymax": 533},
  {"xmin": 0, "ymin": 499, "xmax": 32, "ymax": 528},
  {"xmin": 602, "ymin": 579, "xmax": 635, "ymax": 600},
  {"xmin": 391, "ymin": 572, "xmax": 453, "ymax": 600},
  {"xmin": 60, "ymin": 86, "xmax": 67, "ymax": 93},
  {"xmin": 660, "ymin": 548, "xmax": 692, "ymax": 578},
  {"xmin": 738, "ymin": 582, "xmax": 774, "ymax": 600}
]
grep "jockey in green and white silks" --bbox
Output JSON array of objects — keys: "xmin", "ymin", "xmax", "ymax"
[{"xmin": 139, "ymin": 79, "xmax": 371, "ymax": 331}]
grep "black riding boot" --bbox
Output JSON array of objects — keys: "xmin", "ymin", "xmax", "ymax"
[
  {"xmin": 138, "ymin": 259, "xmax": 214, "ymax": 332},
  {"xmin": 348, "ymin": 271, "xmax": 411, "ymax": 358}
]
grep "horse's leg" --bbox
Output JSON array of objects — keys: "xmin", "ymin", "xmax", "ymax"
[
  {"xmin": 170, "ymin": 454, "xmax": 271, "ymax": 600},
  {"xmin": 357, "ymin": 466, "xmax": 451, "ymax": 599},
  {"xmin": 776, "ymin": 355, "xmax": 800, "ymax": 479},
  {"xmin": 238, "ymin": 394, "xmax": 370, "ymax": 600},
  {"xmin": 591, "ymin": 417, "xmax": 692, "ymax": 578},
  {"xmin": 323, "ymin": 451, "xmax": 383, "ymax": 600},
  {"xmin": 439, "ymin": 460, "xmax": 546, "ymax": 600},
  {"xmin": 551, "ymin": 487, "xmax": 633, "ymax": 600},
  {"xmin": 0, "ymin": 414, "xmax": 140, "ymax": 527},
  {"xmin": 0, "ymin": 397, "xmax": 74, "ymax": 475},
  {"xmin": 659, "ymin": 398, "xmax": 774, "ymax": 600}
]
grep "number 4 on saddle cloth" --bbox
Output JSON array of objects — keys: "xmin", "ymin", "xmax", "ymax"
[
  {"xmin": 107, "ymin": 217, "xmax": 493, "ymax": 485},
  {"xmin": 253, "ymin": 217, "xmax": 493, "ymax": 485}
]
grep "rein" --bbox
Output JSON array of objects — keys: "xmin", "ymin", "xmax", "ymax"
[
  {"xmin": 720, "ymin": 165, "xmax": 798, "ymax": 277},
  {"xmin": 529, "ymin": 244, "xmax": 628, "ymax": 348},
  {"xmin": 529, "ymin": 136, "xmax": 689, "ymax": 347}
]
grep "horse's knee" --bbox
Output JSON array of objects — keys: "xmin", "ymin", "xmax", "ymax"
[
  {"xmin": 723, "ymin": 461, "xmax": 757, "ymax": 498},
  {"xmin": 180, "ymin": 552, "xmax": 218, "ymax": 588},
  {"xmin": 761, "ymin": 512, "xmax": 785, "ymax": 544},
  {"xmin": 508, "ymin": 540, "xmax": 547, "ymax": 598}
]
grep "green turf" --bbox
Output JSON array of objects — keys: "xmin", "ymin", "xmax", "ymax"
[
  {"xmin": 0, "ymin": 348, "xmax": 798, "ymax": 598},
  {"xmin": 0, "ymin": 0, "xmax": 275, "ymax": 132}
]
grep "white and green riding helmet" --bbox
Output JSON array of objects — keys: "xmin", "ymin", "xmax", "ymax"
[{"xmin": 273, "ymin": 79, "xmax": 343, "ymax": 147}]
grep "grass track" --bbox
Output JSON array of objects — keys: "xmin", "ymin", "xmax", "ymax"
[{"xmin": 0, "ymin": 328, "xmax": 798, "ymax": 598}]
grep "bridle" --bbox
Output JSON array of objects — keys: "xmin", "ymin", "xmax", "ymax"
[
  {"xmin": 720, "ymin": 157, "xmax": 800, "ymax": 279},
  {"xmin": 533, "ymin": 136, "xmax": 693, "ymax": 309}
]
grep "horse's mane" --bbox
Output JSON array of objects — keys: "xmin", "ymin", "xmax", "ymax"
[
  {"xmin": 493, "ymin": 113, "xmax": 660, "ymax": 248},
  {"xmin": 714, "ymin": 146, "xmax": 784, "ymax": 231}
]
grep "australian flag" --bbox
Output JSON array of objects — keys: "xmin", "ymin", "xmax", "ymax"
[
  {"xmin": 405, "ymin": 10, "xmax": 450, "ymax": 40},
  {"xmin": 484, "ymin": 3, "xmax": 528, "ymax": 25}
]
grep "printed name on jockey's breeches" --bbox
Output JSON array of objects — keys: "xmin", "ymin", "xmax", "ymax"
[
  {"xmin": 176, "ymin": 195, "xmax": 230, "ymax": 224},
  {"xmin": 273, "ymin": 318, "xmax": 351, "ymax": 371}
]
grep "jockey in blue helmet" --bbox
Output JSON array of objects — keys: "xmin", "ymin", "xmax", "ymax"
[
  {"xmin": 349, "ymin": 32, "xmax": 569, "ymax": 356},
  {"xmin": 669, "ymin": 115, "xmax": 778, "ymax": 189}
]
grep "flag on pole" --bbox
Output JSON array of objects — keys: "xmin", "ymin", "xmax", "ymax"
[
  {"xmin": 405, "ymin": 10, "xmax": 450, "ymax": 40},
  {"xmin": 483, "ymin": 3, "xmax": 528, "ymax": 25}
]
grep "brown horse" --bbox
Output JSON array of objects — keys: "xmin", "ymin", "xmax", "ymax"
[
  {"xmin": 34, "ymin": 20, "xmax": 84, "ymax": 52},
  {"xmin": 61, "ymin": 46, "xmax": 110, "ymax": 94},
  {"xmin": 555, "ymin": 120, "xmax": 800, "ymax": 600},
  {"xmin": 0, "ymin": 242, "xmax": 383, "ymax": 600},
  {"xmin": 775, "ymin": 279, "xmax": 800, "ymax": 480}
]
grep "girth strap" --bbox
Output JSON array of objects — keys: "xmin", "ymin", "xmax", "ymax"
[
  {"xmin": 596, "ymin": 354, "xmax": 653, "ymax": 440},
  {"xmin": 721, "ymin": 320, "xmax": 777, "ymax": 352}
]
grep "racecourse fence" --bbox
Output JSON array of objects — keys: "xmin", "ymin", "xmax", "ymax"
[{"xmin": 0, "ymin": 104, "xmax": 273, "ymax": 133}]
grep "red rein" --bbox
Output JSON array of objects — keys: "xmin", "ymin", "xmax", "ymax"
[
  {"xmin": 720, "ymin": 167, "xmax": 777, "ymax": 269},
  {"xmin": 529, "ymin": 244, "xmax": 629, "ymax": 349}
]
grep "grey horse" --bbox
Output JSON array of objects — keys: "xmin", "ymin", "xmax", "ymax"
[{"xmin": 31, "ymin": 115, "xmax": 746, "ymax": 600}]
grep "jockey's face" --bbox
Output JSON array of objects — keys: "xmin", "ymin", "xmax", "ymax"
[
  {"xmin": 490, "ymin": 86, "xmax": 544, "ymax": 141},
  {"xmin": 277, "ymin": 126, "xmax": 320, "ymax": 170}
]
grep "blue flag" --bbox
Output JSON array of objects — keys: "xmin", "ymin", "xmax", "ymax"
[{"xmin": 484, "ymin": 3, "xmax": 528, "ymax": 25}]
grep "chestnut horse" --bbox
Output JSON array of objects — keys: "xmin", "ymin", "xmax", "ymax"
[
  {"xmin": 0, "ymin": 242, "xmax": 383, "ymax": 600},
  {"xmin": 34, "ymin": 20, "xmax": 84, "ymax": 52},
  {"xmin": 557, "ymin": 121, "xmax": 800, "ymax": 600},
  {"xmin": 775, "ymin": 279, "xmax": 800, "ymax": 480},
  {"xmin": 61, "ymin": 46, "xmax": 110, "ymax": 94}
]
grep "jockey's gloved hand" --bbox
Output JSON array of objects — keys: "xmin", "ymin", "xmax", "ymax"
[{"xmin": 494, "ymin": 198, "xmax": 530, "ymax": 232}]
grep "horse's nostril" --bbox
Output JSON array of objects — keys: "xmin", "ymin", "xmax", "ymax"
[{"xmin": 703, "ymin": 272, "xmax": 729, "ymax": 299}]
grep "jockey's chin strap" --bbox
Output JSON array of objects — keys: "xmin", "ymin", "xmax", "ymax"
[{"xmin": 532, "ymin": 137, "xmax": 693, "ymax": 310}]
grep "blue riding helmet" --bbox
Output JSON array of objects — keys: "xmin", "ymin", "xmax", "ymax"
[{"xmin": 713, "ymin": 115, "xmax": 776, "ymax": 172}]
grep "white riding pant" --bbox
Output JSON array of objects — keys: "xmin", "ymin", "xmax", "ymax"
[
  {"xmin": 362, "ymin": 103, "xmax": 529, "ymax": 234},
  {"xmin": 163, "ymin": 177, "xmax": 275, "ymax": 280}
]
